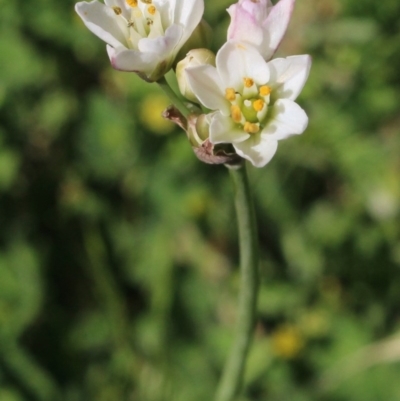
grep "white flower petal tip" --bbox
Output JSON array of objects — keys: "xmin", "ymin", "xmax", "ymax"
[
  {"xmin": 234, "ymin": 137, "xmax": 278, "ymax": 168},
  {"xmin": 75, "ymin": 0, "xmax": 205, "ymax": 81},
  {"xmin": 187, "ymin": 42, "xmax": 310, "ymax": 168},
  {"xmin": 227, "ymin": 0, "xmax": 296, "ymax": 60},
  {"xmin": 262, "ymin": 99, "xmax": 308, "ymax": 140},
  {"xmin": 269, "ymin": 54, "xmax": 312, "ymax": 100}
]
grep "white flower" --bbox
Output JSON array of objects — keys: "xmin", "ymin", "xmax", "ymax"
[
  {"xmin": 185, "ymin": 41, "xmax": 311, "ymax": 167},
  {"xmin": 75, "ymin": 0, "xmax": 204, "ymax": 81},
  {"xmin": 227, "ymin": 0, "xmax": 295, "ymax": 61}
]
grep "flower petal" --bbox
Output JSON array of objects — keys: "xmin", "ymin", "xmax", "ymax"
[
  {"xmin": 104, "ymin": 0, "xmax": 130, "ymax": 18},
  {"xmin": 107, "ymin": 45, "xmax": 159, "ymax": 76},
  {"xmin": 239, "ymin": 0, "xmax": 273, "ymax": 18},
  {"xmin": 227, "ymin": 0, "xmax": 293, "ymax": 61},
  {"xmin": 210, "ymin": 113, "xmax": 250, "ymax": 144},
  {"xmin": 75, "ymin": 0, "xmax": 127, "ymax": 48},
  {"xmin": 172, "ymin": 0, "xmax": 205, "ymax": 41},
  {"xmin": 262, "ymin": 0, "xmax": 295, "ymax": 60},
  {"xmin": 216, "ymin": 41, "xmax": 270, "ymax": 90},
  {"xmin": 262, "ymin": 98, "xmax": 308, "ymax": 140},
  {"xmin": 268, "ymin": 55, "xmax": 312, "ymax": 100},
  {"xmin": 138, "ymin": 24, "xmax": 182, "ymax": 56},
  {"xmin": 233, "ymin": 135, "xmax": 278, "ymax": 167},
  {"xmin": 227, "ymin": 2, "xmax": 265, "ymax": 50},
  {"xmin": 185, "ymin": 65, "xmax": 230, "ymax": 114}
]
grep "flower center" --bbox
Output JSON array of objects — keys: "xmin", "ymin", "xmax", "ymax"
[
  {"xmin": 111, "ymin": 0, "xmax": 165, "ymax": 49},
  {"xmin": 225, "ymin": 77, "xmax": 272, "ymax": 134}
]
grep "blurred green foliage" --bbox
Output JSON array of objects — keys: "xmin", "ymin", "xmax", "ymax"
[{"xmin": 1, "ymin": 0, "xmax": 400, "ymax": 400}]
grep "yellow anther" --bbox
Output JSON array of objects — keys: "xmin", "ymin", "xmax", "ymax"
[
  {"xmin": 259, "ymin": 85, "xmax": 271, "ymax": 96},
  {"xmin": 112, "ymin": 6, "xmax": 122, "ymax": 15},
  {"xmin": 225, "ymin": 88, "xmax": 236, "ymax": 102},
  {"xmin": 244, "ymin": 122, "xmax": 260, "ymax": 134},
  {"xmin": 243, "ymin": 77, "xmax": 254, "ymax": 88},
  {"xmin": 147, "ymin": 5, "xmax": 156, "ymax": 15},
  {"xmin": 231, "ymin": 105, "xmax": 242, "ymax": 123},
  {"xmin": 253, "ymin": 99, "xmax": 264, "ymax": 112},
  {"xmin": 141, "ymin": 0, "xmax": 152, "ymax": 3}
]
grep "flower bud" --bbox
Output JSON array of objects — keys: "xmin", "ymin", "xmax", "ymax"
[
  {"xmin": 187, "ymin": 113, "xmax": 211, "ymax": 147},
  {"xmin": 162, "ymin": 106, "xmax": 241, "ymax": 165},
  {"xmin": 176, "ymin": 49, "xmax": 216, "ymax": 103}
]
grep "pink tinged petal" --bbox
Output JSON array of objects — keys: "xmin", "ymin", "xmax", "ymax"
[
  {"xmin": 268, "ymin": 55, "xmax": 312, "ymax": 100},
  {"xmin": 240, "ymin": 0, "xmax": 272, "ymax": 17},
  {"xmin": 227, "ymin": 3, "xmax": 264, "ymax": 49},
  {"xmin": 261, "ymin": 98, "xmax": 308, "ymax": 140},
  {"xmin": 233, "ymin": 135, "xmax": 278, "ymax": 167},
  {"xmin": 209, "ymin": 113, "xmax": 250, "ymax": 144},
  {"xmin": 185, "ymin": 65, "xmax": 230, "ymax": 115},
  {"xmin": 75, "ymin": 1, "xmax": 127, "ymax": 48},
  {"xmin": 262, "ymin": 0, "xmax": 295, "ymax": 60},
  {"xmin": 216, "ymin": 42, "xmax": 270, "ymax": 90}
]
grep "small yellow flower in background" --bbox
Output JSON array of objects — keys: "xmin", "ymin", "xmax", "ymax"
[
  {"xmin": 139, "ymin": 94, "xmax": 174, "ymax": 134},
  {"xmin": 299, "ymin": 310, "xmax": 331, "ymax": 339},
  {"xmin": 271, "ymin": 324, "xmax": 304, "ymax": 359}
]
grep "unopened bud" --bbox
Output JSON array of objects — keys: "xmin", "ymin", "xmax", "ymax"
[
  {"xmin": 187, "ymin": 113, "xmax": 211, "ymax": 147},
  {"xmin": 176, "ymin": 49, "xmax": 216, "ymax": 103}
]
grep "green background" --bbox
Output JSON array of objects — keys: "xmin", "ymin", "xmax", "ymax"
[{"xmin": 1, "ymin": 0, "xmax": 400, "ymax": 400}]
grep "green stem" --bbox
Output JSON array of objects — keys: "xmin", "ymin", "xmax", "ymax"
[
  {"xmin": 157, "ymin": 76, "xmax": 191, "ymax": 118},
  {"xmin": 0, "ymin": 339, "xmax": 61, "ymax": 401},
  {"xmin": 215, "ymin": 162, "xmax": 260, "ymax": 401}
]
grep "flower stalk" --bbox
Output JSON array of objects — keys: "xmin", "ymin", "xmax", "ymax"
[
  {"xmin": 215, "ymin": 161, "xmax": 259, "ymax": 401},
  {"xmin": 157, "ymin": 77, "xmax": 192, "ymax": 119}
]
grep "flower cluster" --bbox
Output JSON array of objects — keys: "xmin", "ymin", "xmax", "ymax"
[{"xmin": 75, "ymin": 0, "xmax": 311, "ymax": 167}]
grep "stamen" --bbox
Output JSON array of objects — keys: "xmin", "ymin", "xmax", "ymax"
[
  {"xmin": 146, "ymin": 18, "xmax": 153, "ymax": 25},
  {"xmin": 225, "ymin": 88, "xmax": 236, "ymax": 102},
  {"xmin": 259, "ymin": 85, "xmax": 271, "ymax": 96},
  {"xmin": 231, "ymin": 105, "xmax": 242, "ymax": 123},
  {"xmin": 127, "ymin": 20, "xmax": 135, "ymax": 27},
  {"xmin": 253, "ymin": 99, "xmax": 264, "ymax": 112},
  {"xmin": 244, "ymin": 122, "xmax": 260, "ymax": 134},
  {"xmin": 141, "ymin": 0, "xmax": 152, "ymax": 3},
  {"xmin": 243, "ymin": 78, "xmax": 254, "ymax": 88},
  {"xmin": 147, "ymin": 5, "xmax": 156, "ymax": 15},
  {"xmin": 126, "ymin": 0, "xmax": 138, "ymax": 6},
  {"xmin": 112, "ymin": 6, "xmax": 122, "ymax": 15}
]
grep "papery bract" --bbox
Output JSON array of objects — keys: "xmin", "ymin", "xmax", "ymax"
[
  {"xmin": 227, "ymin": 0, "xmax": 295, "ymax": 61},
  {"xmin": 75, "ymin": 0, "xmax": 204, "ymax": 82},
  {"xmin": 185, "ymin": 41, "xmax": 311, "ymax": 168}
]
